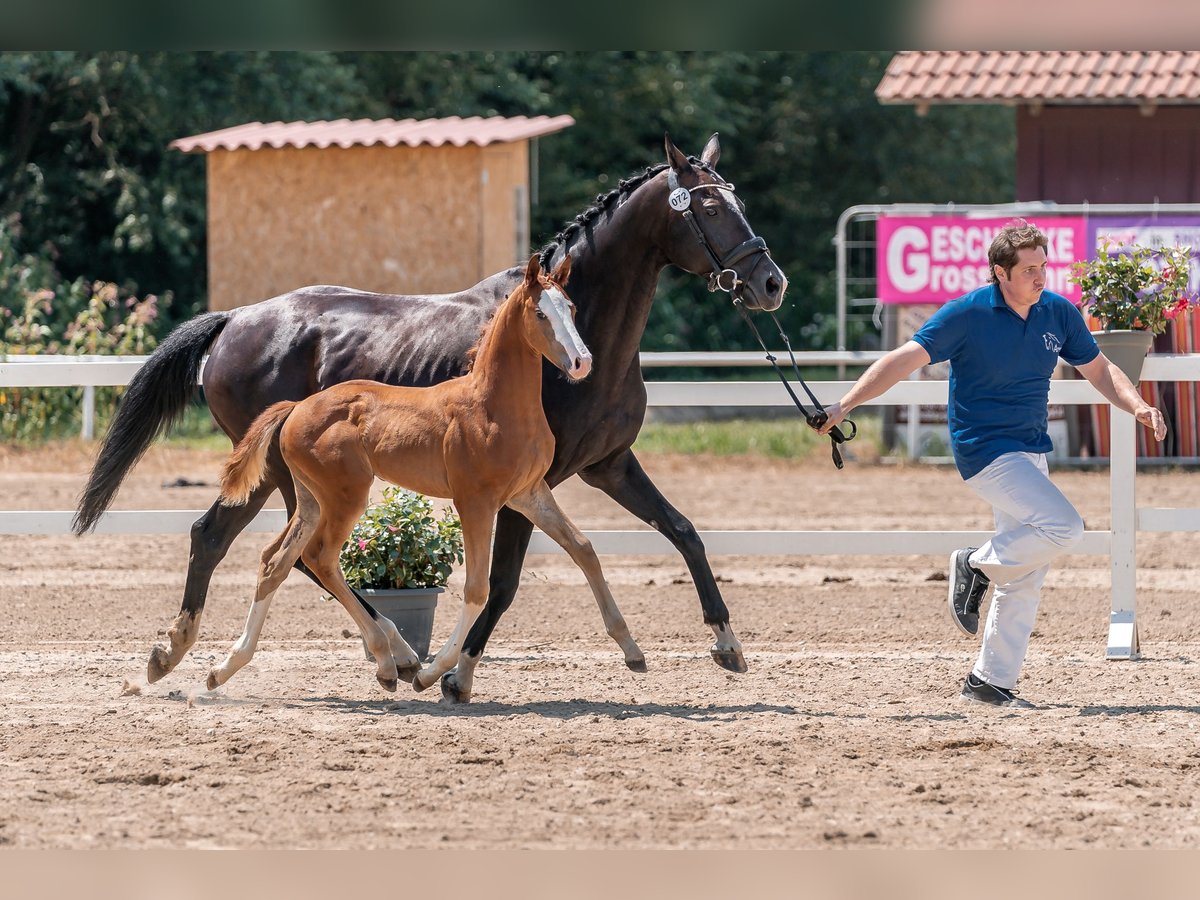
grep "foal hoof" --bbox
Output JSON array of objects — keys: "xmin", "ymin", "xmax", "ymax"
[
  {"xmin": 376, "ymin": 675, "xmax": 398, "ymax": 693},
  {"xmin": 147, "ymin": 646, "xmax": 172, "ymax": 683},
  {"xmin": 205, "ymin": 671, "xmax": 220, "ymax": 691},
  {"xmin": 411, "ymin": 671, "xmax": 432, "ymax": 693},
  {"xmin": 710, "ymin": 646, "xmax": 748, "ymax": 674},
  {"xmin": 396, "ymin": 662, "xmax": 421, "ymax": 685},
  {"xmin": 440, "ymin": 673, "xmax": 471, "ymax": 705},
  {"xmin": 626, "ymin": 657, "xmax": 648, "ymax": 673}
]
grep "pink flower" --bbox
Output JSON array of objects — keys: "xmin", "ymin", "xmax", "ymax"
[{"xmin": 357, "ymin": 539, "xmax": 368, "ymax": 551}]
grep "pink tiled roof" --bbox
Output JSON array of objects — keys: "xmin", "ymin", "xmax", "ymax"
[
  {"xmin": 171, "ymin": 115, "xmax": 575, "ymax": 153},
  {"xmin": 877, "ymin": 52, "xmax": 1200, "ymax": 105}
]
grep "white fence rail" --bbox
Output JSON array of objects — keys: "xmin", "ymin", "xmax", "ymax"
[{"xmin": 4, "ymin": 353, "xmax": 1200, "ymax": 660}]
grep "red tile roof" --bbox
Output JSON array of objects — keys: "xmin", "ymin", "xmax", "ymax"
[
  {"xmin": 171, "ymin": 115, "xmax": 575, "ymax": 153},
  {"xmin": 877, "ymin": 52, "xmax": 1200, "ymax": 105}
]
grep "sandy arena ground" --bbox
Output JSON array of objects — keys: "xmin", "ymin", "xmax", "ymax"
[{"xmin": 2, "ymin": 442, "xmax": 1200, "ymax": 849}]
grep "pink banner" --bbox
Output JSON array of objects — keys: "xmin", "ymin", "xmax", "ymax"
[{"xmin": 876, "ymin": 216, "xmax": 1087, "ymax": 304}]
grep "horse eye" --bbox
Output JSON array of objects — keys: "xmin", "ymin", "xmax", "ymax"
[
  {"xmin": 536, "ymin": 309, "xmax": 547, "ymax": 320},
  {"xmin": 703, "ymin": 204, "xmax": 719, "ymax": 217}
]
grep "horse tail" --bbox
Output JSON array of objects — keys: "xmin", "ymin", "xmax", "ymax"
[
  {"xmin": 72, "ymin": 312, "xmax": 232, "ymax": 535},
  {"xmin": 219, "ymin": 401, "xmax": 298, "ymax": 506}
]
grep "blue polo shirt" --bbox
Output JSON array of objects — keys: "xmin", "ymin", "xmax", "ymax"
[{"xmin": 911, "ymin": 285, "xmax": 1099, "ymax": 480}]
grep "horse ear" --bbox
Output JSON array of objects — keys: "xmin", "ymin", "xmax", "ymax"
[
  {"xmin": 664, "ymin": 133, "xmax": 691, "ymax": 173},
  {"xmin": 701, "ymin": 133, "xmax": 720, "ymax": 167},
  {"xmin": 524, "ymin": 253, "xmax": 541, "ymax": 286},
  {"xmin": 550, "ymin": 253, "xmax": 572, "ymax": 287}
]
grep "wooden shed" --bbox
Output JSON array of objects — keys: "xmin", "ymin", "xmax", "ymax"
[
  {"xmin": 876, "ymin": 51, "xmax": 1200, "ymax": 203},
  {"xmin": 171, "ymin": 115, "xmax": 575, "ymax": 311}
]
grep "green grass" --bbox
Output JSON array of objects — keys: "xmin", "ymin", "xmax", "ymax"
[
  {"xmin": 159, "ymin": 405, "xmax": 888, "ymax": 463},
  {"xmin": 633, "ymin": 415, "xmax": 884, "ymax": 461},
  {"xmin": 159, "ymin": 403, "xmax": 234, "ymax": 451}
]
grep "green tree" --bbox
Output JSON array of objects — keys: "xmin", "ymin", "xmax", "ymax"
[
  {"xmin": 1, "ymin": 51, "xmax": 1014, "ymax": 352},
  {"xmin": 0, "ymin": 51, "xmax": 370, "ymax": 329}
]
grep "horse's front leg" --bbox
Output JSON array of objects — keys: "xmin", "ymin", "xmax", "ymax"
[
  {"xmin": 414, "ymin": 503, "xmax": 496, "ymax": 693},
  {"xmin": 439, "ymin": 506, "xmax": 533, "ymax": 704},
  {"xmin": 579, "ymin": 448, "xmax": 747, "ymax": 674}
]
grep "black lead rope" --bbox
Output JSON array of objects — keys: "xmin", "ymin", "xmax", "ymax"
[
  {"xmin": 663, "ymin": 163, "xmax": 854, "ymax": 468},
  {"xmin": 733, "ymin": 300, "xmax": 857, "ymax": 469}
]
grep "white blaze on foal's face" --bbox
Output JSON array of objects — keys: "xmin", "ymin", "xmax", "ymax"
[{"xmin": 539, "ymin": 284, "xmax": 592, "ymax": 381}]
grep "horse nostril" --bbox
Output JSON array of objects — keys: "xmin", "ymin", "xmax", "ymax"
[{"xmin": 766, "ymin": 277, "xmax": 780, "ymax": 297}]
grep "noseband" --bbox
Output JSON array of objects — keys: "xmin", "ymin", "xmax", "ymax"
[{"xmin": 666, "ymin": 167, "xmax": 856, "ymax": 469}]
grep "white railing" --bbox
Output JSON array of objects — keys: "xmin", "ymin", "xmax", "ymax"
[
  {"xmin": 3, "ymin": 353, "xmax": 1200, "ymax": 660},
  {"xmin": 0, "ymin": 351, "xmax": 887, "ymax": 441}
]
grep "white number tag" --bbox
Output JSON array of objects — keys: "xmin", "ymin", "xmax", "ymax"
[{"xmin": 668, "ymin": 187, "xmax": 691, "ymax": 211}]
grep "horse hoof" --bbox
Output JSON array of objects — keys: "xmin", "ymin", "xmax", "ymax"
[
  {"xmin": 440, "ymin": 673, "xmax": 471, "ymax": 704},
  {"xmin": 377, "ymin": 675, "xmax": 398, "ymax": 693},
  {"xmin": 710, "ymin": 647, "xmax": 748, "ymax": 674},
  {"xmin": 412, "ymin": 672, "xmax": 431, "ymax": 693},
  {"xmin": 626, "ymin": 657, "xmax": 648, "ymax": 673},
  {"xmin": 205, "ymin": 671, "xmax": 219, "ymax": 691},
  {"xmin": 396, "ymin": 662, "xmax": 421, "ymax": 685},
  {"xmin": 147, "ymin": 646, "xmax": 171, "ymax": 683}
]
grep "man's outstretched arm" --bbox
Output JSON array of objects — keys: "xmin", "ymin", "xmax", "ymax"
[{"xmin": 814, "ymin": 340, "xmax": 932, "ymax": 435}]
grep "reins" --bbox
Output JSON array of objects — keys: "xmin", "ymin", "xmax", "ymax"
[
  {"xmin": 667, "ymin": 164, "xmax": 856, "ymax": 469},
  {"xmin": 731, "ymin": 300, "xmax": 857, "ymax": 470}
]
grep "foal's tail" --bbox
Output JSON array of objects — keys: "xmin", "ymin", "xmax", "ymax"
[
  {"xmin": 73, "ymin": 311, "xmax": 232, "ymax": 534},
  {"xmin": 219, "ymin": 401, "xmax": 298, "ymax": 506}
]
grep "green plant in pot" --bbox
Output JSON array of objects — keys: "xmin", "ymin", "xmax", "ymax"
[
  {"xmin": 337, "ymin": 486, "xmax": 464, "ymax": 660},
  {"xmin": 1070, "ymin": 240, "xmax": 1196, "ymax": 384}
]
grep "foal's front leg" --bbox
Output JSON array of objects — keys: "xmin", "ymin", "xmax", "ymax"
[
  {"xmin": 412, "ymin": 503, "xmax": 496, "ymax": 693},
  {"xmin": 506, "ymin": 482, "xmax": 645, "ymax": 671}
]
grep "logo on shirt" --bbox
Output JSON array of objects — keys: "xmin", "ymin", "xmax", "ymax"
[{"xmin": 1043, "ymin": 332, "xmax": 1063, "ymax": 353}]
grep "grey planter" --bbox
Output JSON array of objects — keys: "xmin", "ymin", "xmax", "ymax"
[
  {"xmin": 1092, "ymin": 329, "xmax": 1154, "ymax": 386},
  {"xmin": 359, "ymin": 586, "xmax": 444, "ymax": 661}
]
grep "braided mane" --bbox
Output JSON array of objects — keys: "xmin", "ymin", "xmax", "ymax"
[{"xmin": 537, "ymin": 157, "xmax": 720, "ymax": 267}]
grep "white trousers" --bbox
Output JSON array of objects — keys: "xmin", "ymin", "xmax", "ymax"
[{"xmin": 964, "ymin": 451, "xmax": 1084, "ymax": 690}]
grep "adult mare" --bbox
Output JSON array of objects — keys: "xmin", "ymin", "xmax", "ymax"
[{"xmin": 73, "ymin": 134, "xmax": 787, "ymax": 703}]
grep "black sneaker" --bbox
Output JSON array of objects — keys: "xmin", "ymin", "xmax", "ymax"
[
  {"xmin": 961, "ymin": 673, "xmax": 1036, "ymax": 709},
  {"xmin": 948, "ymin": 547, "xmax": 989, "ymax": 636}
]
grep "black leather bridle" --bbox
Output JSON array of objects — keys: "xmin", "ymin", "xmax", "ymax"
[
  {"xmin": 667, "ymin": 167, "xmax": 770, "ymax": 298},
  {"xmin": 667, "ymin": 166, "xmax": 857, "ymax": 469}
]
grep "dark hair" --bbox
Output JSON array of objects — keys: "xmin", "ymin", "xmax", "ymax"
[{"xmin": 988, "ymin": 219, "xmax": 1048, "ymax": 285}]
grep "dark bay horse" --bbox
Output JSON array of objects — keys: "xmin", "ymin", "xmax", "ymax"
[
  {"xmin": 73, "ymin": 134, "xmax": 787, "ymax": 703},
  {"xmin": 214, "ymin": 254, "xmax": 643, "ymax": 693}
]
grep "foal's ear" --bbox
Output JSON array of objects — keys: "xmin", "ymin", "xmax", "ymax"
[
  {"xmin": 523, "ymin": 253, "xmax": 542, "ymax": 286},
  {"xmin": 701, "ymin": 133, "xmax": 720, "ymax": 167},
  {"xmin": 664, "ymin": 133, "xmax": 692, "ymax": 173},
  {"xmin": 550, "ymin": 253, "xmax": 572, "ymax": 287}
]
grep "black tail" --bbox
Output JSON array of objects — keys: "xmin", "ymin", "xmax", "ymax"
[{"xmin": 72, "ymin": 312, "xmax": 232, "ymax": 534}]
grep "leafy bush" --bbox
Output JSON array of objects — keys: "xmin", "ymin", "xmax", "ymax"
[
  {"xmin": 338, "ymin": 487, "xmax": 464, "ymax": 590},
  {"xmin": 0, "ymin": 217, "xmax": 161, "ymax": 442}
]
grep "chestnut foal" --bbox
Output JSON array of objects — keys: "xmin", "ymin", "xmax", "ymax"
[{"xmin": 213, "ymin": 255, "xmax": 646, "ymax": 694}]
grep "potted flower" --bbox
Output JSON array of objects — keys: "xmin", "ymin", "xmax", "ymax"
[
  {"xmin": 338, "ymin": 486, "xmax": 464, "ymax": 660},
  {"xmin": 1071, "ymin": 239, "xmax": 1196, "ymax": 383}
]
